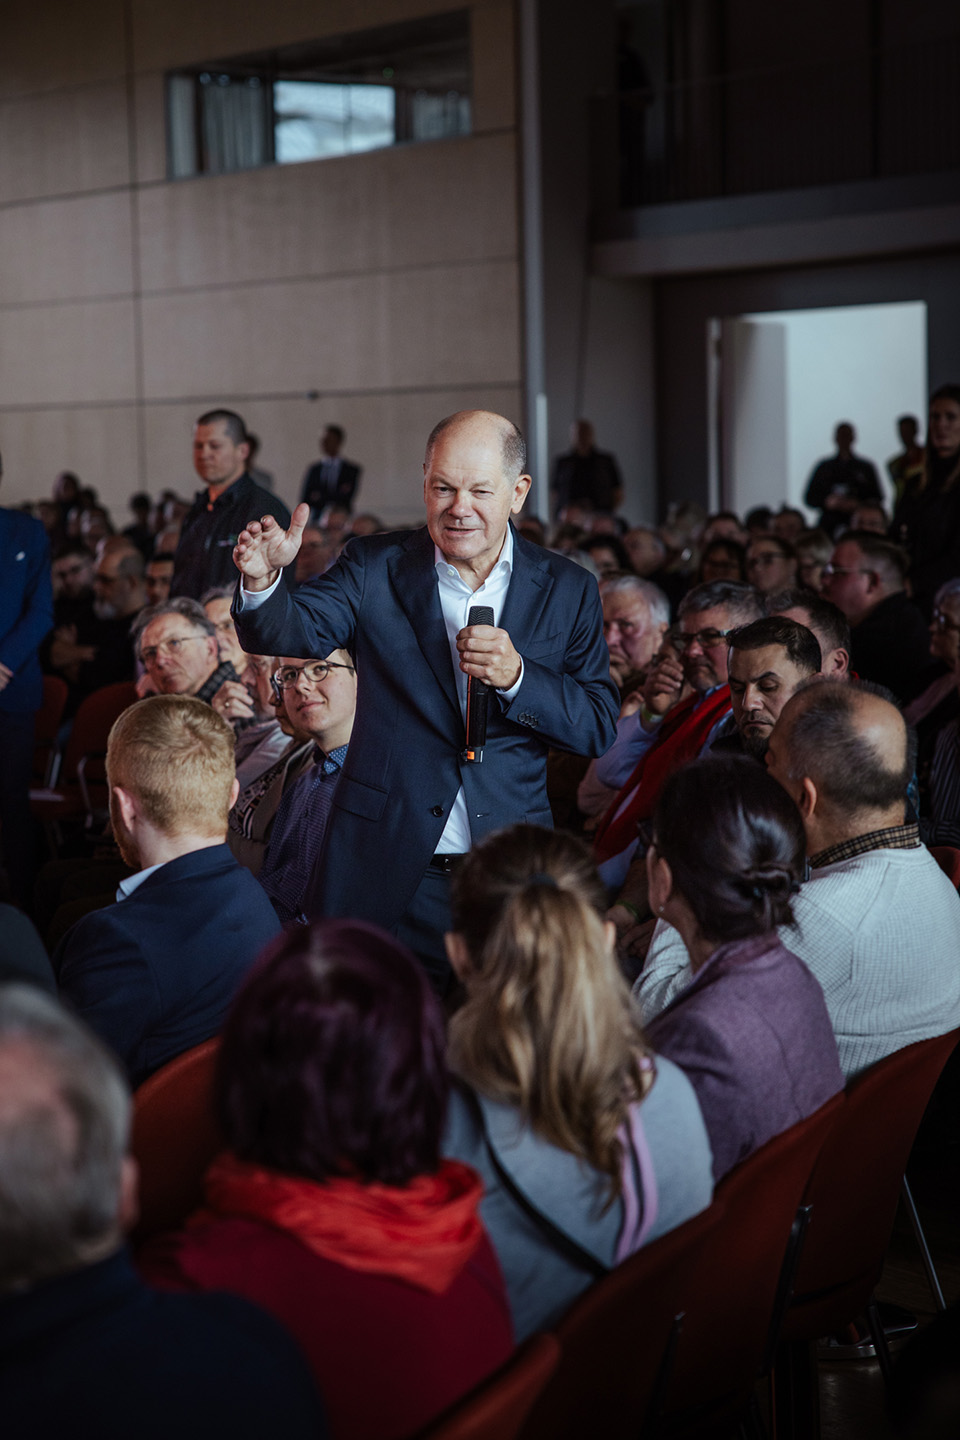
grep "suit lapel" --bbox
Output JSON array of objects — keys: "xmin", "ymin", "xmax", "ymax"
[
  {"xmin": 499, "ymin": 526, "xmax": 555, "ymax": 650},
  {"xmin": 389, "ymin": 528, "xmax": 462, "ymax": 722}
]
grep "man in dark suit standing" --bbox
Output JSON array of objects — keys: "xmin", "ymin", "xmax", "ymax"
[
  {"xmin": 299, "ymin": 424, "xmax": 362, "ymax": 519},
  {"xmin": 56, "ymin": 694, "xmax": 281, "ymax": 1086},
  {"xmin": 551, "ymin": 419, "xmax": 624, "ymax": 519},
  {"xmin": 0, "ymin": 452, "xmax": 54, "ymax": 905},
  {"xmin": 233, "ymin": 410, "xmax": 618, "ymax": 987}
]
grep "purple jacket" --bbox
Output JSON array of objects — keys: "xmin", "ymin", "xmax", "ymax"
[{"xmin": 645, "ymin": 932, "xmax": 844, "ymax": 1180}]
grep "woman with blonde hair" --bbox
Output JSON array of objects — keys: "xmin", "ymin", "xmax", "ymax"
[{"xmin": 443, "ymin": 824, "xmax": 713, "ymax": 1340}]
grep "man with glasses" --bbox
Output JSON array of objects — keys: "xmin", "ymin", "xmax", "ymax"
[
  {"xmin": 821, "ymin": 530, "xmax": 929, "ymax": 703},
  {"xmin": 593, "ymin": 580, "xmax": 763, "ymax": 901},
  {"xmin": 133, "ymin": 597, "xmax": 239, "ymax": 704},
  {"xmin": 47, "ymin": 540, "xmax": 147, "ymax": 714},
  {"xmin": 258, "ymin": 653, "xmax": 357, "ymax": 922}
]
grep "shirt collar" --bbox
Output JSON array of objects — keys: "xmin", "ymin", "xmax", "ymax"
[
  {"xmin": 433, "ymin": 525, "xmax": 514, "ymax": 585},
  {"xmin": 810, "ymin": 822, "xmax": 921, "ymax": 871},
  {"xmin": 313, "ymin": 742, "xmax": 349, "ymax": 775},
  {"xmin": 116, "ymin": 862, "xmax": 166, "ymax": 901}
]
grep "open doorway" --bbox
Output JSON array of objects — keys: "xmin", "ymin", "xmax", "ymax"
[{"xmin": 708, "ymin": 301, "xmax": 928, "ymax": 521}]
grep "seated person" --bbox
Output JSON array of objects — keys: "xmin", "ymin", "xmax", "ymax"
[
  {"xmin": 140, "ymin": 920, "xmax": 513, "ymax": 1440},
  {"xmin": 258, "ymin": 653, "xmax": 357, "ymax": 923},
  {"xmin": 56, "ymin": 695, "xmax": 281, "ymax": 1087},
  {"xmin": 133, "ymin": 598, "xmax": 238, "ymax": 702},
  {"xmin": 643, "ymin": 756, "xmax": 844, "ymax": 1181},
  {"xmin": 443, "ymin": 824, "xmax": 713, "ymax": 1342},
  {"xmin": 0, "ymin": 984, "xmax": 325, "ymax": 1440}
]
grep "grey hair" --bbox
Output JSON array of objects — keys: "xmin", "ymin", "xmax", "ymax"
[
  {"xmin": 425, "ymin": 412, "xmax": 527, "ymax": 482},
  {"xmin": 600, "ymin": 573, "xmax": 671, "ymax": 630},
  {"xmin": 130, "ymin": 596, "xmax": 217, "ymax": 658},
  {"xmin": 0, "ymin": 986, "xmax": 130, "ymax": 1291},
  {"xmin": 678, "ymin": 580, "xmax": 764, "ymax": 627},
  {"xmin": 934, "ymin": 578, "xmax": 960, "ymax": 610},
  {"xmin": 199, "ymin": 585, "xmax": 236, "ymax": 606}
]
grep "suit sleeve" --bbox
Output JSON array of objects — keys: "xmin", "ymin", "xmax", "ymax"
[
  {"xmin": 56, "ymin": 910, "xmax": 161, "ymax": 1077},
  {"xmin": 499, "ymin": 572, "xmax": 619, "ymax": 758},
  {"xmin": 0, "ymin": 526, "xmax": 53, "ymax": 674},
  {"xmin": 233, "ymin": 539, "xmax": 363, "ymax": 660}
]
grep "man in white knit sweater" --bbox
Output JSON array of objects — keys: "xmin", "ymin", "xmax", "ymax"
[{"xmin": 635, "ymin": 681, "xmax": 960, "ymax": 1077}]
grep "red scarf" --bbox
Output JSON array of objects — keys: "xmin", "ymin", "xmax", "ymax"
[
  {"xmin": 594, "ymin": 686, "xmax": 731, "ymax": 864},
  {"xmin": 197, "ymin": 1153, "xmax": 485, "ymax": 1295}
]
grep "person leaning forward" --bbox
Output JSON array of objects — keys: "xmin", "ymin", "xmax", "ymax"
[{"xmin": 231, "ymin": 409, "xmax": 619, "ymax": 989}]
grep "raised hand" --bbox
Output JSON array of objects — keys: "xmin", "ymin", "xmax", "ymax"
[{"xmin": 233, "ymin": 502, "xmax": 311, "ymax": 590}]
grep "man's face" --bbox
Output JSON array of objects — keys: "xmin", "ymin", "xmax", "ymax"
[
  {"xmin": 746, "ymin": 541, "xmax": 796, "ymax": 595},
  {"xmin": 193, "ymin": 420, "xmax": 249, "ymax": 490},
  {"xmin": 728, "ymin": 644, "xmax": 814, "ymax": 758},
  {"xmin": 930, "ymin": 593, "xmax": 960, "ymax": 673},
  {"xmin": 145, "ymin": 558, "xmax": 174, "ymax": 606},
  {"xmin": 424, "ymin": 422, "xmax": 530, "ymax": 578},
  {"xmin": 53, "ymin": 553, "xmax": 93, "ymax": 599},
  {"xmin": 603, "ymin": 592, "xmax": 663, "ymax": 677},
  {"xmin": 295, "ymin": 527, "xmax": 332, "ymax": 584},
  {"xmin": 928, "ymin": 397, "xmax": 960, "ymax": 458},
  {"xmin": 677, "ymin": 605, "xmax": 734, "ymax": 693},
  {"xmin": 822, "ymin": 541, "xmax": 877, "ymax": 625},
  {"xmin": 622, "ymin": 529, "xmax": 662, "ymax": 576},
  {"xmin": 278, "ymin": 652, "xmax": 357, "ymax": 748},
  {"xmin": 140, "ymin": 613, "xmax": 219, "ymax": 695},
  {"xmin": 93, "ymin": 554, "xmax": 135, "ymax": 621},
  {"xmin": 321, "ymin": 428, "xmax": 342, "ymax": 459},
  {"xmin": 203, "ymin": 597, "xmax": 246, "ymax": 673}
]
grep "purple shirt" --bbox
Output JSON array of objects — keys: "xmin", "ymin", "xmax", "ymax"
[{"xmin": 646, "ymin": 932, "xmax": 844, "ymax": 1180}]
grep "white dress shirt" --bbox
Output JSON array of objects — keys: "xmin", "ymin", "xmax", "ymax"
[{"xmin": 239, "ymin": 528, "xmax": 523, "ymax": 854}]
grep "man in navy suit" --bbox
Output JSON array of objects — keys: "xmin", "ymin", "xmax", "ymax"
[
  {"xmin": 0, "ymin": 454, "xmax": 54, "ymax": 905},
  {"xmin": 56, "ymin": 694, "xmax": 281, "ymax": 1086},
  {"xmin": 233, "ymin": 410, "xmax": 619, "ymax": 983},
  {"xmin": 300, "ymin": 423, "xmax": 362, "ymax": 519}
]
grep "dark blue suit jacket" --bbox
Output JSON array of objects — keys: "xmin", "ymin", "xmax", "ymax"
[
  {"xmin": 0, "ymin": 1248, "xmax": 326, "ymax": 1440},
  {"xmin": 0, "ymin": 507, "xmax": 53, "ymax": 713},
  {"xmin": 234, "ymin": 524, "xmax": 619, "ymax": 929},
  {"xmin": 55, "ymin": 845, "xmax": 281, "ymax": 1087}
]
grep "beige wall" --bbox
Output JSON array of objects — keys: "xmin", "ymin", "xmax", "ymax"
[{"xmin": 0, "ymin": 0, "xmax": 521, "ymax": 525}]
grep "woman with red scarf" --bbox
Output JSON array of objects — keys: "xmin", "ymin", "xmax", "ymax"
[{"xmin": 139, "ymin": 921, "xmax": 512, "ymax": 1440}]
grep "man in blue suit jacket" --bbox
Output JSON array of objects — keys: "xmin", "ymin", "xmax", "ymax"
[
  {"xmin": 233, "ymin": 410, "xmax": 619, "ymax": 981},
  {"xmin": 0, "ymin": 463, "xmax": 54, "ymax": 904},
  {"xmin": 56, "ymin": 694, "xmax": 280, "ymax": 1086}
]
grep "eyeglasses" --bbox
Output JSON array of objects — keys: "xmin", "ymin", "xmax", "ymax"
[
  {"xmin": 674, "ymin": 628, "xmax": 732, "ymax": 651},
  {"xmin": 747, "ymin": 552, "xmax": 786, "ymax": 567},
  {"xmin": 272, "ymin": 660, "xmax": 356, "ymax": 693},
  {"xmin": 932, "ymin": 610, "xmax": 960, "ymax": 635},
  {"xmin": 141, "ymin": 634, "xmax": 208, "ymax": 666},
  {"xmin": 822, "ymin": 565, "xmax": 874, "ymax": 579}
]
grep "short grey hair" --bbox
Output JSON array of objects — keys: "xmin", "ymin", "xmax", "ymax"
[
  {"xmin": 0, "ymin": 986, "xmax": 130, "ymax": 1291},
  {"xmin": 934, "ymin": 578, "xmax": 960, "ymax": 611},
  {"xmin": 130, "ymin": 596, "xmax": 217, "ymax": 659},
  {"xmin": 425, "ymin": 412, "xmax": 527, "ymax": 481},
  {"xmin": 600, "ymin": 573, "xmax": 671, "ymax": 630},
  {"xmin": 200, "ymin": 585, "xmax": 235, "ymax": 606},
  {"xmin": 678, "ymin": 580, "xmax": 764, "ymax": 628}
]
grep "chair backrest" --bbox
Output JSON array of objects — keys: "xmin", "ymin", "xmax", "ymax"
[
  {"xmin": 520, "ymin": 1199, "xmax": 727, "ymax": 1440},
  {"xmin": 130, "ymin": 1037, "xmax": 222, "ymax": 1245},
  {"xmin": 783, "ymin": 1029, "xmax": 960, "ymax": 1341},
  {"xmin": 59, "ymin": 681, "xmax": 139, "ymax": 785},
  {"xmin": 929, "ymin": 845, "xmax": 960, "ymax": 888},
  {"xmin": 417, "ymin": 1335, "xmax": 560, "ymax": 1440},
  {"xmin": 32, "ymin": 675, "xmax": 69, "ymax": 783},
  {"xmin": 658, "ymin": 1090, "xmax": 845, "ymax": 1435}
]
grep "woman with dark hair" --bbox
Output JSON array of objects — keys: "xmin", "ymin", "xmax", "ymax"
[
  {"xmin": 140, "ymin": 921, "xmax": 512, "ymax": 1440},
  {"xmin": 745, "ymin": 534, "xmax": 798, "ymax": 594},
  {"xmin": 644, "ymin": 755, "xmax": 843, "ymax": 1181},
  {"xmin": 443, "ymin": 824, "xmax": 713, "ymax": 1341},
  {"xmin": 698, "ymin": 537, "xmax": 747, "ymax": 585},
  {"xmin": 895, "ymin": 382, "xmax": 960, "ymax": 613}
]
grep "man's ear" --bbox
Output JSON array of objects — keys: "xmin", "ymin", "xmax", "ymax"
[
  {"xmin": 646, "ymin": 848, "xmax": 674, "ymax": 915},
  {"xmin": 228, "ymin": 777, "xmax": 240, "ymax": 809},
  {"xmin": 444, "ymin": 931, "xmax": 473, "ymax": 983},
  {"xmin": 117, "ymin": 1155, "xmax": 139, "ymax": 1235},
  {"xmin": 112, "ymin": 785, "xmax": 138, "ymax": 834},
  {"xmin": 798, "ymin": 776, "xmax": 818, "ymax": 819}
]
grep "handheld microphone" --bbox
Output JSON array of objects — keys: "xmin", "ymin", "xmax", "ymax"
[{"xmin": 462, "ymin": 605, "xmax": 494, "ymax": 763}]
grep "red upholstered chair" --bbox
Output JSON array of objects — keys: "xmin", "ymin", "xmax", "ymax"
[
  {"xmin": 653, "ymin": 1091, "xmax": 845, "ymax": 1440},
  {"xmin": 774, "ymin": 1029, "xmax": 960, "ymax": 1436},
  {"xmin": 130, "ymin": 1037, "xmax": 222, "ymax": 1245},
  {"xmin": 30, "ymin": 680, "xmax": 138, "ymax": 846},
  {"xmin": 520, "ymin": 1199, "xmax": 727, "ymax": 1440},
  {"xmin": 415, "ymin": 1335, "xmax": 560, "ymax": 1440},
  {"xmin": 32, "ymin": 674, "xmax": 68, "ymax": 785},
  {"xmin": 929, "ymin": 845, "xmax": 960, "ymax": 888}
]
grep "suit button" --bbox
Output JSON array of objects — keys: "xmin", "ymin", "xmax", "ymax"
[{"xmin": 431, "ymin": 805, "xmax": 444, "ymax": 817}]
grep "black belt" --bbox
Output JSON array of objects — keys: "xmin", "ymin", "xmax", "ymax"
[{"xmin": 428, "ymin": 853, "xmax": 467, "ymax": 874}]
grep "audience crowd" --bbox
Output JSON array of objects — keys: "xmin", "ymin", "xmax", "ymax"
[{"xmin": 1, "ymin": 388, "xmax": 960, "ymax": 1438}]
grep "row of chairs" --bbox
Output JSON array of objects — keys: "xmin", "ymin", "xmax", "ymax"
[
  {"xmin": 30, "ymin": 677, "xmax": 138, "ymax": 850},
  {"xmin": 130, "ymin": 1027, "xmax": 959, "ymax": 1440}
]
